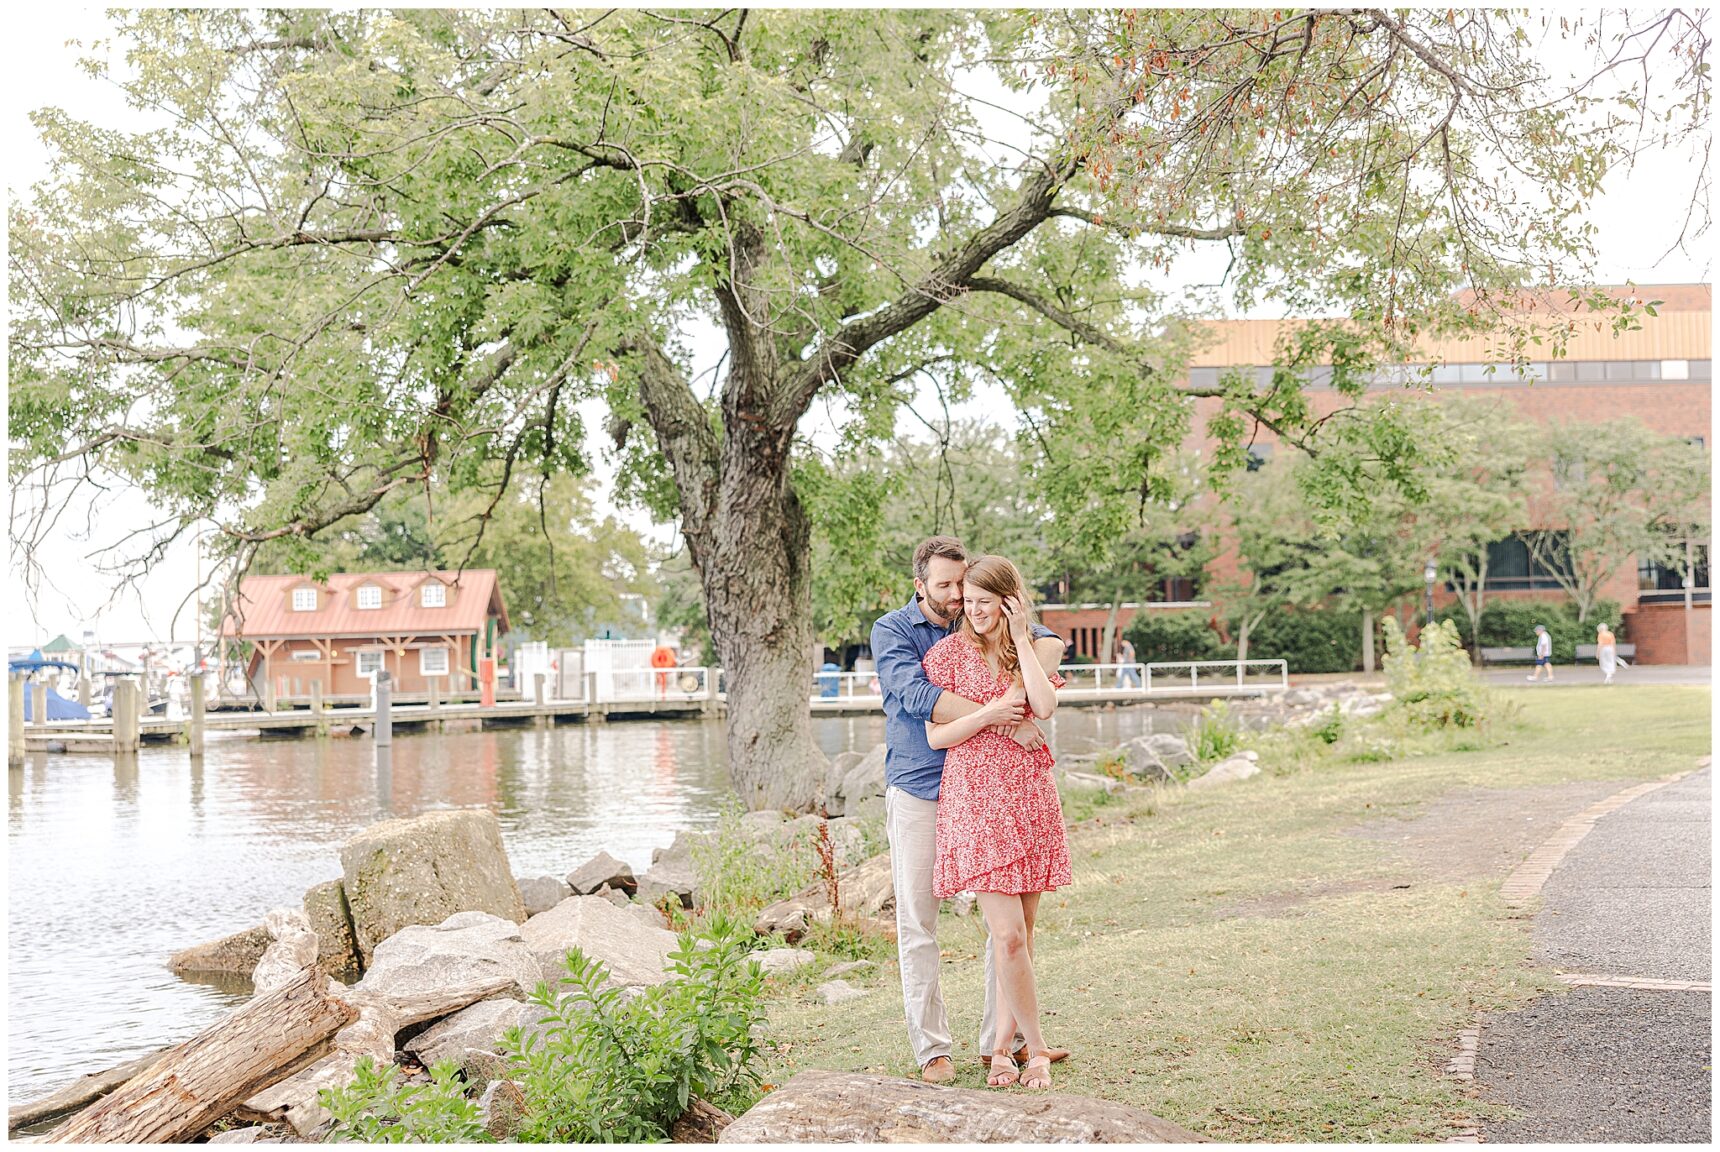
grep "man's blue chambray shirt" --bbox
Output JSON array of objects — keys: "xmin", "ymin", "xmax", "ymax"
[{"xmin": 870, "ymin": 596, "xmax": 1060, "ymax": 801}]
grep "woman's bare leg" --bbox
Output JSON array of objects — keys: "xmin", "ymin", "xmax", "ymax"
[{"xmin": 977, "ymin": 893, "xmax": 1046, "ymax": 1063}]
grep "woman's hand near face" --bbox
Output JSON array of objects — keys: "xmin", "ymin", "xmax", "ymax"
[{"xmin": 1002, "ymin": 595, "xmax": 1033, "ymax": 642}]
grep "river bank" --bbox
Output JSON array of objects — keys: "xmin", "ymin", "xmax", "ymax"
[
  {"xmin": 757, "ymin": 686, "xmax": 1711, "ymax": 1141},
  {"xmin": 6, "ymin": 704, "xmax": 1190, "ymax": 1105}
]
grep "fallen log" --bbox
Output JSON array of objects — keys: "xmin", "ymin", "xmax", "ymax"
[
  {"xmin": 671, "ymin": 1098, "xmax": 735, "ymax": 1143},
  {"xmin": 43, "ymin": 966, "xmax": 357, "ymax": 1144},
  {"xmin": 717, "ymin": 1069, "xmax": 1207, "ymax": 1143},
  {"xmin": 8, "ymin": 1049, "xmax": 172, "ymax": 1134}
]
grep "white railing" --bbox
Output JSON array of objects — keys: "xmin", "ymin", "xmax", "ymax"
[
  {"xmin": 1145, "ymin": 659, "xmax": 1289, "ymax": 694},
  {"xmin": 812, "ymin": 671, "xmax": 884, "ymax": 700},
  {"xmin": 591, "ymin": 666, "xmax": 716, "ymax": 703},
  {"xmin": 1055, "ymin": 663, "xmax": 1149, "ymax": 692}
]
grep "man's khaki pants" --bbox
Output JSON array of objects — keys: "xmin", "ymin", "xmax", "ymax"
[{"xmin": 886, "ymin": 784, "xmax": 1009, "ymax": 1068}]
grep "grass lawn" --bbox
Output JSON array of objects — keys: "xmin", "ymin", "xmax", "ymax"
[{"xmin": 757, "ymin": 686, "xmax": 1710, "ymax": 1142}]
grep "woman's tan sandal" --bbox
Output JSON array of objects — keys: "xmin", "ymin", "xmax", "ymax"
[
  {"xmin": 987, "ymin": 1051, "xmax": 1019, "ymax": 1088},
  {"xmin": 1019, "ymin": 1052, "xmax": 1053, "ymax": 1090}
]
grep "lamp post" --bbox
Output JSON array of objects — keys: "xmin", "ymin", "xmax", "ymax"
[{"xmin": 1424, "ymin": 559, "xmax": 1438, "ymax": 631}]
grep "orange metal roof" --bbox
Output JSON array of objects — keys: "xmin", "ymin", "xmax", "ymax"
[
  {"xmin": 1187, "ymin": 283, "xmax": 1711, "ymax": 367},
  {"xmin": 222, "ymin": 569, "xmax": 509, "ymax": 640}
]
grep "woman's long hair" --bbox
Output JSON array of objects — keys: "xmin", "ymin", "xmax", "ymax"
[{"xmin": 958, "ymin": 556, "xmax": 1036, "ymax": 681}]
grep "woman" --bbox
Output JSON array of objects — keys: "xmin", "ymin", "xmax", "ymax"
[
  {"xmin": 1596, "ymin": 623, "xmax": 1618, "ymax": 685},
  {"xmin": 922, "ymin": 556, "xmax": 1070, "ymax": 1090}
]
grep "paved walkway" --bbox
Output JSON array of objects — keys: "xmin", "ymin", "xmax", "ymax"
[
  {"xmin": 1475, "ymin": 767, "xmax": 1712, "ymax": 1143},
  {"xmin": 1480, "ymin": 664, "xmax": 1712, "ymax": 687}
]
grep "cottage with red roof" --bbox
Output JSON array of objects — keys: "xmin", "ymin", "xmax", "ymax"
[{"xmin": 220, "ymin": 570, "xmax": 510, "ymax": 702}]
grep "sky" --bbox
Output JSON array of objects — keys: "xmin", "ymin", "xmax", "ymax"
[{"xmin": 4, "ymin": 7, "xmax": 1711, "ymax": 649}]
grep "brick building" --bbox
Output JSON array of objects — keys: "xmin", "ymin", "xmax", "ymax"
[
  {"xmin": 1043, "ymin": 285, "xmax": 1711, "ymax": 665},
  {"xmin": 221, "ymin": 569, "xmax": 510, "ymax": 701}
]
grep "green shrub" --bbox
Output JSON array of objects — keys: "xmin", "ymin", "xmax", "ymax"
[
  {"xmin": 1245, "ymin": 607, "xmax": 1363, "ymax": 673},
  {"xmin": 319, "ymin": 1057, "xmax": 491, "ymax": 1144},
  {"xmin": 1381, "ymin": 618, "xmax": 1489, "ymax": 729},
  {"xmin": 1311, "ymin": 705, "xmax": 1344, "ymax": 745},
  {"xmin": 1435, "ymin": 597, "xmax": 1623, "ymax": 662},
  {"xmin": 503, "ymin": 917, "xmax": 767, "ymax": 1141},
  {"xmin": 1123, "ymin": 610, "xmax": 1225, "ymax": 664},
  {"xmin": 1188, "ymin": 699, "xmax": 1242, "ymax": 763}
]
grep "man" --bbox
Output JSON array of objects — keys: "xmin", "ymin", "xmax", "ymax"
[
  {"xmin": 1527, "ymin": 623, "xmax": 1554, "ymax": 682},
  {"xmin": 871, "ymin": 535, "xmax": 1070, "ymax": 1083},
  {"xmin": 1117, "ymin": 635, "xmax": 1141, "ymax": 689}
]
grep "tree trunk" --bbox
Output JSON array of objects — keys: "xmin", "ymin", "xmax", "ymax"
[
  {"xmin": 9, "ymin": 1049, "xmax": 173, "ymax": 1134},
  {"xmin": 1100, "ymin": 598, "xmax": 1122, "ymax": 668},
  {"xmin": 1361, "ymin": 607, "xmax": 1375, "ymax": 673},
  {"xmin": 671, "ymin": 1099, "xmax": 735, "ymax": 1143},
  {"xmin": 693, "ymin": 414, "xmax": 824, "ymax": 814},
  {"xmin": 43, "ymin": 966, "xmax": 355, "ymax": 1144},
  {"xmin": 717, "ymin": 1068, "xmax": 1206, "ymax": 1143}
]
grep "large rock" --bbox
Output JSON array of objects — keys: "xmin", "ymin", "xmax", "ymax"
[
  {"xmin": 1135, "ymin": 733, "xmax": 1194, "ymax": 768},
  {"xmin": 1063, "ymin": 771, "xmax": 1124, "ymax": 795},
  {"xmin": 302, "ymin": 880, "xmax": 362, "ymax": 980},
  {"xmin": 816, "ymin": 980, "xmax": 866, "ymax": 1005},
  {"xmin": 478, "ymin": 1079, "xmax": 528, "ymax": 1141},
  {"xmin": 168, "ymin": 925, "xmax": 271, "ymax": 978},
  {"xmin": 822, "ymin": 751, "xmax": 865, "ymax": 815},
  {"xmin": 350, "ymin": 911, "xmax": 541, "ymax": 1026},
  {"xmin": 519, "ymin": 895, "xmax": 678, "ymax": 988},
  {"xmin": 717, "ymin": 1069, "xmax": 1207, "ymax": 1143},
  {"xmin": 518, "ymin": 876, "xmax": 574, "ymax": 917},
  {"xmin": 565, "ymin": 851, "xmax": 638, "ymax": 896},
  {"xmin": 753, "ymin": 948, "xmax": 817, "ymax": 976},
  {"xmin": 1187, "ymin": 755, "xmax": 1261, "ymax": 790},
  {"xmin": 833, "ymin": 746, "xmax": 886, "ymax": 816},
  {"xmin": 339, "ymin": 809, "xmax": 527, "ymax": 964},
  {"xmin": 403, "ymin": 997, "xmax": 541, "ymax": 1067},
  {"xmin": 754, "ymin": 851, "xmax": 894, "ymax": 942}
]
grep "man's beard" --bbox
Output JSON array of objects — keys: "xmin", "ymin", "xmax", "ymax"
[{"xmin": 923, "ymin": 591, "xmax": 962, "ymax": 625}]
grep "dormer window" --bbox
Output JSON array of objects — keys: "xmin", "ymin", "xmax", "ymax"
[
  {"xmin": 292, "ymin": 588, "xmax": 317, "ymax": 612},
  {"xmin": 356, "ymin": 585, "xmax": 382, "ymax": 610},
  {"xmin": 421, "ymin": 583, "xmax": 446, "ymax": 608}
]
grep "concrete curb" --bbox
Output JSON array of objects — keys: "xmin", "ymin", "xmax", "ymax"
[{"xmin": 1554, "ymin": 972, "xmax": 1713, "ymax": 992}]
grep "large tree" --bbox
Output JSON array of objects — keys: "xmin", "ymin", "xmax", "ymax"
[{"xmin": 10, "ymin": 9, "xmax": 1704, "ymax": 809}]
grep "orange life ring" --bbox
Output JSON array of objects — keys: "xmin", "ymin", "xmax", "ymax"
[{"xmin": 650, "ymin": 646, "xmax": 677, "ymax": 669}]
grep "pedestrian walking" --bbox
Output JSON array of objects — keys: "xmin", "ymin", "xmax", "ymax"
[
  {"xmin": 1596, "ymin": 623, "xmax": 1618, "ymax": 685},
  {"xmin": 1116, "ymin": 636, "xmax": 1141, "ymax": 689},
  {"xmin": 1527, "ymin": 623, "xmax": 1554, "ymax": 682}
]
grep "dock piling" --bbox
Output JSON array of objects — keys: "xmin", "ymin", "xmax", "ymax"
[
  {"xmin": 187, "ymin": 673, "xmax": 206, "ymax": 758},
  {"xmin": 9, "ymin": 675, "xmax": 24, "ymax": 766},
  {"xmin": 310, "ymin": 680, "xmax": 327, "ymax": 737},
  {"xmin": 374, "ymin": 673, "xmax": 393, "ymax": 748},
  {"xmin": 30, "ymin": 681, "xmax": 49, "ymax": 729},
  {"xmin": 112, "ymin": 679, "xmax": 141, "ymax": 754}
]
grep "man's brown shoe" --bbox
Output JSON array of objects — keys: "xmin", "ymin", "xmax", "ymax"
[{"xmin": 921, "ymin": 1056, "xmax": 956, "ymax": 1084}]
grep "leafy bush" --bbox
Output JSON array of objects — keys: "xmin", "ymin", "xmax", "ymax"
[
  {"xmin": 503, "ymin": 917, "xmax": 767, "ymax": 1142},
  {"xmin": 1381, "ymin": 618, "xmax": 1489, "ymax": 729},
  {"xmin": 1311, "ymin": 705, "xmax": 1344, "ymax": 745},
  {"xmin": 1188, "ymin": 699, "xmax": 1242, "ymax": 763},
  {"xmin": 1435, "ymin": 597, "xmax": 1624, "ymax": 663},
  {"xmin": 1245, "ymin": 607, "xmax": 1363, "ymax": 673},
  {"xmin": 1123, "ymin": 610, "xmax": 1225, "ymax": 664},
  {"xmin": 319, "ymin": 1057, "xmax": 491, "ymax": 1144}
]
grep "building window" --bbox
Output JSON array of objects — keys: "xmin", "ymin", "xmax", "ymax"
[
  {"xmin": 421, "ymin": 583, "xmax": 446, "ymax": 608},
  {"xmin": 356, "ymin": 650, "xmax": 384, "ymax": 678},
  {"xmin": 1639, "ymin": 543, "xmax": 1710, "ymax": 592},
  {"xmin": 289, "ymin": 650, "xmax": 321, "ymax": 663},
  {"xmin": 420, "ymin": 647, "xmax": 450, "ymax": 676},
  {"xmin": 292, "ymin": 588, "xmax": 317, "ymax": 612},
  {"xmin": 1483, "ymin": 533, "xmax": 1572, "ymax": 590},
  {"xmin": 356, "ymin": 585, "xmax": 382, "ymax": 610}
]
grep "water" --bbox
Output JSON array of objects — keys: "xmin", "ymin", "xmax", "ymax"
[{"xmin": 6, "ymin": 705, "xmax": 1184, "ymax": 1104}]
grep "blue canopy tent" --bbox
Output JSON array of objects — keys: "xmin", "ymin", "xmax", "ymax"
[{"xmin": 10, "ymin": 652, "xmax": 92, "ymax": 721}]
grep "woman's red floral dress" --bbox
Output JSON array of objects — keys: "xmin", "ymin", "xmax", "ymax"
[{"xmin": 924, "ymin": 634, "xmax": 1072, "ymax": 899}]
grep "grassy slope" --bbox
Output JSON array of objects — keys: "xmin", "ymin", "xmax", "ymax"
[{"xmin": 758, "ymin": 687, "xmax": 1710, "ymax": 1142}]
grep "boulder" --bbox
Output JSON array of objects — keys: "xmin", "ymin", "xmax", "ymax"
[
  {"xmin": 1187, "ymin": 756, "xmax": 1262, "ymax": 791},
  {"xmin": 816, "ymin": 980, "xmax": 866, "ymax": 1005},
  {"xmin": 754, "ymin": 851, "xmax": 894, "ymax": 941},
  {"xmin": 339, "ymin": 809, "xmax": 526, "ymax": 964},
  {"xmin": 207, "ymin": 1126, "xmax": 270, "ymax": 1144},
  {"xmin": 564, "ymin": 851, "xmax": 638, "ymax": 897},
  {"xmin": 822, "ymin": 751, "xmax": 865, "ymax": 815},
  {"xmin": 519, "ymin": 895, "xmax": 677, "ymax": 988},
  {"xmin": 350, "ymin": 911, "xmax": 541, "ymax": 1026},
  {"xmin": 1136, "ymin": 733, "xmax": 1194, "ymax": 768},
  {"xmin": 302, "ymin": 880, "xmax": 362, "ymax": 980},
  {"xmin": 478, "ymin": 1079, "xmax": 528, "ymax": 1142},
  {"xmin": 824, "ymin": 960, "xmax": 874, "ymax": 979},
  {"xmin": 716, "ymin": 1068, "xmax": 1207, "ymax": 1143},
  {"xmin": 833, "ymin": 746, "xmax": 886, "ymax": 815},
  {"xmin": 671, "ymin": 1099, "xmax": 735, "ymax": 1143},
  {"xmin": 637, "ymin": 861, "xmax": 697, "ymax": 910},
  {"xmin": 169, "ymin": 925, "xmax": 271, "ymax": 979},
  {"xmin": 753, "ymin": 948, "xmax": 817, "ymax": 976},
  {"xmin": 946, "ymin": 891, "xmax": 977, "ymax": 918},
  {"xmin": 596, "ymin": 885, "xmax": 631, "ymax": 909},
  {"xmin": 1063, "ymin": 771, "xmax": 1124, "ymax": 794},
  {"xmin": 626, "ymin": 902, "xmax": 670, "ymax": 931},
  {"xmin": 404, "ymin": 998, "xmax": 541, "ymax": 1068},
  {"xmin": 519, "ymin": 876, "xmax": 574, "ymax": 917}
]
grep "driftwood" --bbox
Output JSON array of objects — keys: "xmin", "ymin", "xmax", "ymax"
[
  {"xmin": 43, "ymin": 966, "xmax": 357, "ymax": 1144},
  {"xmin": 7, "ymin": 1049, "xmax": 172, "ymax": 1134},
  {"xmin": 671, "ymin": 1098, "xmax": 735, "ymax": 1142},
  {"xmin": 717, "ymin": 1069, "xmax": 1207, "ymax": 1144}
]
